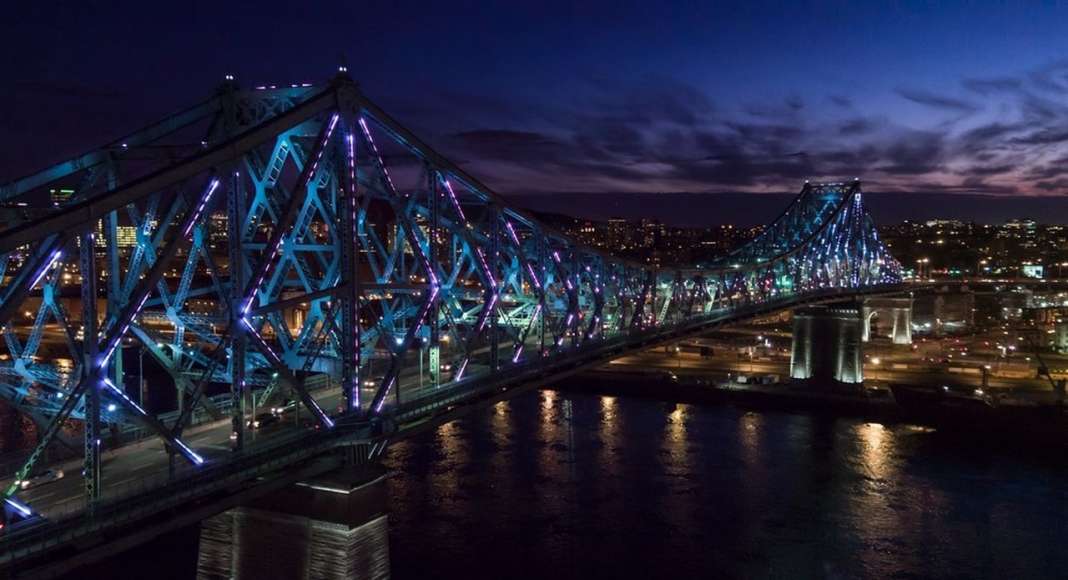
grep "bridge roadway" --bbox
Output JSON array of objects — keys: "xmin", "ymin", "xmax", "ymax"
[{"xmin": 0, "ymin": 285, "xmax": 907, "ymax": 576}]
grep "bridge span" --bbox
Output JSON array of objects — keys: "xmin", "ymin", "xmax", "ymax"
[{"xmin": 0, "ymin": 72, "xmax": 903, "ymax": 574}]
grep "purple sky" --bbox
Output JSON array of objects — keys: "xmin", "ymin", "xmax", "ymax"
[{"xmin": 4, "ymin": 2, "xmax": 1068, "ymax": 221}]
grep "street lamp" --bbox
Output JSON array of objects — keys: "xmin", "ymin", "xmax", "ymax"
[{"xmin": 917, "ymin": 258, "xmax": 930, "ymax": 279}]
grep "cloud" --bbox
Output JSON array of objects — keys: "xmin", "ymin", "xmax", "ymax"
[
  {"xmin": 450, "ymin": 129, "xmax": 564, "ymax": 161},
  {"xmin": 1011, "ymin": 127, "xmax": 1068, "ymax": 145},
  {"xmin": 385, "ymin": 60, "xmax": 1068, "ymax": 196},
  {"xmin": 896, "ymin": 88, "xmax": 979, "ymax": 114},
  {"xmin": 838, "ymin": 117, "xmax": 878, "ymax": 136},
  {"xmin": 1035, "ymin": 178, "xmax": 1068, "ymax": 193},
  {"xmin": 879, "ymin": 131, "xmax": 944, "ymax": 175},
  {"xmin": 958, "ymin": 164, "xmax": 1015, "ymax": 177},
  {"xmin": 828, "ymin": 95, "xmax": 853, "ymax": 108},
  {"xmin": 958, "ymin": 122, "xmax": 1021, "ymax": 150},
  {"xmin": 961, "ymin": 76, "xmax": 1022, "ymax": 95},
  {"xmin": 1028, "ymin": 60, "xmax": 1068, "ymax": 93}
]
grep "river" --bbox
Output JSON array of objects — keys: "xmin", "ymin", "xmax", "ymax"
[
  {"xmin": 61, "ymin": 387, "xmax": 1068, "ymax": 579},
  {"xmin": 385, "ymin": 388, "xmax": 1068, "ymax": 579}
]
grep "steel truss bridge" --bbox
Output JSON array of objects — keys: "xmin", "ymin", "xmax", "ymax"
[{"xmin": 0, "ymin": 72, "xmax": 902, "ymax": 566}]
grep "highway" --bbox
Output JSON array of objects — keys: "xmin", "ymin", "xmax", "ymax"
[{"xmin": 606, "ymin": 349, "xmax": 1052, "ymax": 392}]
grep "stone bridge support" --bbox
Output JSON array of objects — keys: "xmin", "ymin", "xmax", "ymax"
[
  {"xmin": 790, "ymin": 303, "xmax": 864, "ymax": 385},
  {"xmin": 197, "ymin": 464, "xmax": 390, "ymax": 580},
  {"xmin": 861, "ymin": 296, "xmax": 913, "ymax": 345}
]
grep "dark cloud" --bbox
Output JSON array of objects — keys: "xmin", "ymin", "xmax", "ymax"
[
  {"xmin": 838, "ymin": 117, "xmax": 877, "ymax": 136},
  {"xmin": 677, "ymin": 153, "xmax": 814, "ymax": 187},
  {"xmin": 1035, "ymin": 178, "xmax": 1068, "ymax": 193},
  {"xmin": 896, "ymin": 88, "xmax": 979, "ymax": 114},
  {"xmin": 959, "ymin": 164, "xmax": 1015, "ymax": 177},
  {"xmin": 724, "ymin": 122, "xmax": 804, "ymax": 154},
  {"xmin": 585, "ymin": 77, "xmax": 714, "ymax": 126},
  {"xmin": 1028, "ymin": 60, "xmax": 1068, "ymax": 93},
  {"xmin": 1011, "ymin": 127, "xmax": 1068, "ymax": 145},
  {"xmin": 828, "ymin": 95, "xmax": 853, "ymax": 108},
  {"xmin": 879, "ymin": 132, "xmax": 944, "ymax": 175},
  {"xmin": 1025, "ymin": 164, "xmax": 1068, "ymax": 181},
  {"xmin": 1018, "ymin": 93, "xmax": 1066, "ymax": 122},
  {"xmin": 572, "ymin": 117, "xmax": 646, "ymax": 158},
  {"xmin": 1025, "ymin": 154, "xmax": 1068, "ymax": 181},
  {"xmin": 404, "ymin": 62, "xmax": 1068, "ymax": 196},
  {"xmin": 450, "ymin": 129, "xmax": 564, "ymax": 161},
  {"xmin": 959, "ymin": 122, "xmax": 1020, "ymax": 150},
  {"xmin": 961, "ymin": 76, "xmax": 1022, "ymax": 95}
]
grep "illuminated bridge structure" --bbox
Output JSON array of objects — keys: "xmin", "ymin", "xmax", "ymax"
[{"xmin": 0, "ymin": 73, "xmax": 902, "ymax": 570}]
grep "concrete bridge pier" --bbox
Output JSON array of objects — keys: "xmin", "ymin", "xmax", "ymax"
[
  {"xmin": 790, "ymin": 303, "xmax": 864, "ymax": 386},
  {"xmin": 861, "ymin": 296, "xmax": 913, "ymax": 345},
  {"xmin": 196, "ymin": 463, "xmax": 391, "ymax": 580}
]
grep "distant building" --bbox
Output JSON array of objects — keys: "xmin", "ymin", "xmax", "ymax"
[
  {"xmin": 1055, "ymin": 321, "xmax": 1068, "ymax": 353},
  {"xmin": 49, "ymin": 188, "xmax": 74, "ymax": 207}
]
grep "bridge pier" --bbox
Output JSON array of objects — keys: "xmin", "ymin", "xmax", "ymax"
[
  {"xmin": 861, "ymin": 296, "xmax": 913, "ymax": 345},
  {"xmin": 790, "ymin": 303, "xmax": 864, "ymax": 386},
  {"xmin": 196, "ymin": 463, "xmax": 390, "ymax": 580}
]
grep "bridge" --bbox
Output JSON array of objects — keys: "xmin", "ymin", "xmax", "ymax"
[{"xmin": 0, "ymin": 72, "xmax": 904, "ymax": 574}]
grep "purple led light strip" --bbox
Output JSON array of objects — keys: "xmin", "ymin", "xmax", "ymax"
[
  {"xmin": 102, "ymin": 377, "xmax": 203, "ymax": 464},
  {"xmin": 373, "ymin": 377, "xmax": 397, "ymax": 413},
  {"xmin": 242, "ymin": 317, "xmax": 334, "ymax": 427},
  {"xmin": 526, "ymin": 263, "xmax": 542, "ymax": 289},
  {"xmin": 478, "ymin": 293, "xmax": 498, "ymax": 331},
  {"xmin": 98, "ymin": 291, "xmax": 150, "ymax": 369},
  {"xmin": 504, "ymin": 220, "xmax": 521, "ymax": 246},
  {"xmin": 475, "ymin": 248, "xmax": 496, "ymax": 289},
  {"xmin": 358, "ymin": 117, "xmax": 397, "ymax": 194},
  {"xmin": 241, "ymin": 317, "xmax": 281, "ymax": 364},
  {"xmin": 455, "ymin": 357, "xmax": 469, "ymax": 381},
  {"xmin": 29, "ymin": 249, "xmax": 64, "ymax": 290},
  {"xmin": 442, "ymin": 179, "xmax": 468, "ymax": 223},
  {"xmin": 346, "ymin": 131, "xmax": 361, "ymax": 411},
  {"xmin": 183, "ymin": 179, "xmax": 220, "ymax": 237}
]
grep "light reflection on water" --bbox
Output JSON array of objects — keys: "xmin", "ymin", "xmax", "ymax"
[{"xmin": 385, "ymin": 388, "xmax": 1068, "ymax": 580}]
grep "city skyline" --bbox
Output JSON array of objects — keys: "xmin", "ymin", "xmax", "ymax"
[{"xmin": 6, "ymin": 2, "xmax": 1068, "ymax": 225}]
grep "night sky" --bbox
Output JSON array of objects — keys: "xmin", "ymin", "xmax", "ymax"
[{"xmin": 5, "ymin": 2, "xmax": 1068, "ymax": 224}]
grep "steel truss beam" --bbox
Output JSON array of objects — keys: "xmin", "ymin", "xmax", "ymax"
[{"xmin": 0, "ymin": 74, "xmax": 902, "ymax": 515}]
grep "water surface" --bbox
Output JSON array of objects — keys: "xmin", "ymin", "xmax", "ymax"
[{"xmin": 385, "ymin": 389, "xmax": 1068, "ymax": 579}]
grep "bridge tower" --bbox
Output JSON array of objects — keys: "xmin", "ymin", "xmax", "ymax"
[{"xmin": 790, "ymin": 303, "xmax": 864, "ymax": 385}]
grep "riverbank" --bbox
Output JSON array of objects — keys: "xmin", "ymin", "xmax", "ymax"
[{"xmin": 551, "ymin": 368, "xmax": 903, "ymax": 422}]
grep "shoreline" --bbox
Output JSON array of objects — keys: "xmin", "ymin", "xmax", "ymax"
[{"xmin": 550, "ymin": 368, "xmax": 903, "ymax": 423}]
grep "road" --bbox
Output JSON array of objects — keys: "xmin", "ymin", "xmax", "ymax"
[
  {"xmin": 3, "ymin": 357, "xmax": 479, "ymax": 521},
  {"xmin": 607, "ymin": 350, "xmax": 1051, "ymax": 391}
]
